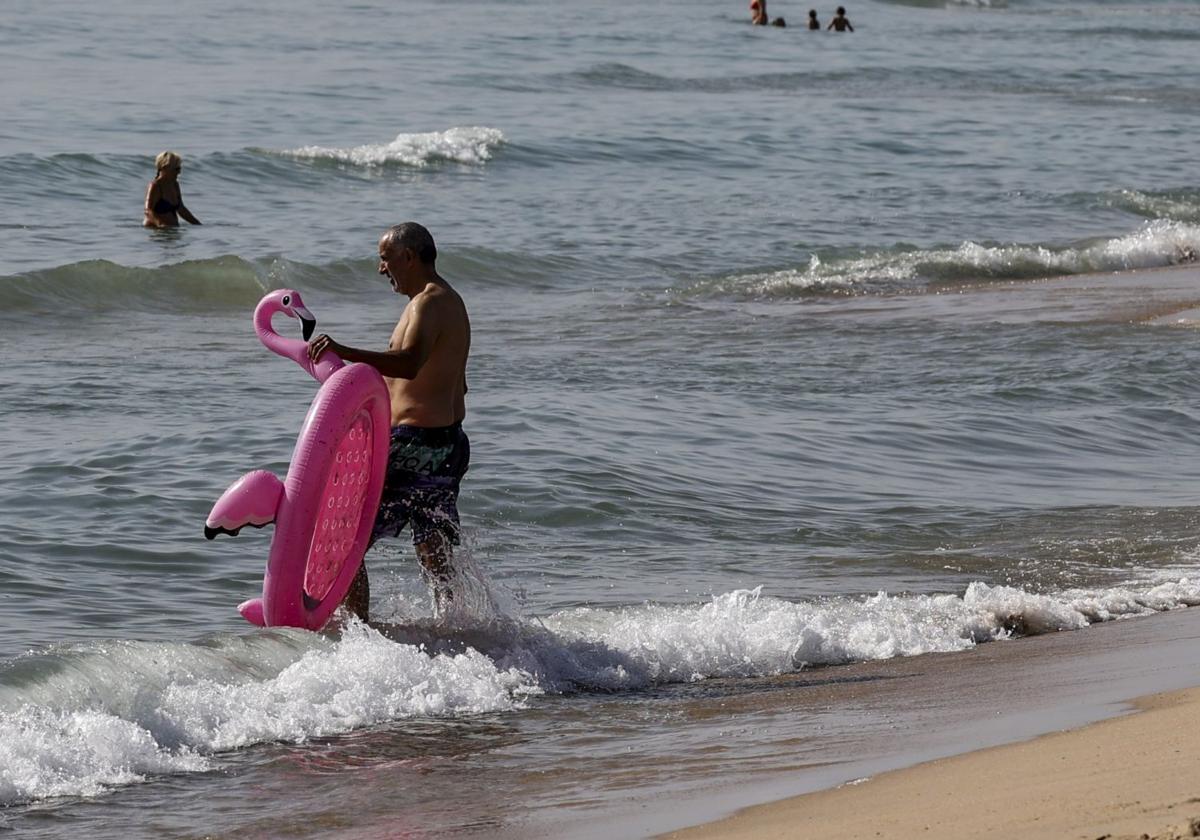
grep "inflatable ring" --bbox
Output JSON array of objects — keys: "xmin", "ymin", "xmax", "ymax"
[{"xmin": 204, "ymin": 290, "xmax": 390, "ymax": 630}]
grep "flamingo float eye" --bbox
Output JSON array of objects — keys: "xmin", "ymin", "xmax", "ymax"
[{"xmin": 282, "ymin": 294, "xmax": 291, "ymax": 306}]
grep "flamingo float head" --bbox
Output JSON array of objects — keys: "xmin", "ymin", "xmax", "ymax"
[
  {"xmin": 253, "ymin": 288, "xmax": 343, "ymax": 383},
  {"xmin": 259, "ymin": 288, "xmax": 317, "ymax": 340}
]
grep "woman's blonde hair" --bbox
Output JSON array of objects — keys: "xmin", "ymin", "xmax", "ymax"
[{"xmin": 155, "ymin": 150, "xmax": 182, "ymax": 172}]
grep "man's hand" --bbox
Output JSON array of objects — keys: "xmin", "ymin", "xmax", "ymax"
[{"xmin": 307, "ymin": 333, "xmax": 343, "ymax": 364}]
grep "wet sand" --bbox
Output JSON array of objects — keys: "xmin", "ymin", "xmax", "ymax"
[{"xmin": 667, "ymin": 677, "xmax": 1200, "ymax": 840}]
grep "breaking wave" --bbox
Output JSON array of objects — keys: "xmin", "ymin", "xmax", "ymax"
[
  {"xmin": 3, "ymin": 574, "xmax": 1199, "ymax": 806},
  {"xmin": 1096, "ymin": 188, "xmax": 1200, "ymax": 223},
  {"xmin": 275, "ymin": 127, "xmax": 506, "ymax": 168},
  {"xmin": 713, "ymin": 220, "xmax": 1200, "ymax": 299}
]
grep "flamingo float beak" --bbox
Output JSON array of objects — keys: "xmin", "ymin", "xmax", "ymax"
[{"xmin": 293, "ymin": 304, "xmax": 317, "ymax": 341}]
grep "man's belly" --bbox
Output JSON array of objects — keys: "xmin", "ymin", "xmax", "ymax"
[{"xmin": 386, "ymin": 383, "xmax": 462, "ymax": 428}]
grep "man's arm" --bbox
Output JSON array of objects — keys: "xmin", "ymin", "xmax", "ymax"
[{"xmin": 307, "ymin": 296, "xmax": 438, "ymax": 380}]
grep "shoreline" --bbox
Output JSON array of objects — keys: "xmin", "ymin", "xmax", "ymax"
[
  {"xmin": 667, "ymin": 686, "xmax": 1200, "ymax": 840},
  {"xmin": 660, "ymin": 606, "xmax": 1200, "ymax": 840}
]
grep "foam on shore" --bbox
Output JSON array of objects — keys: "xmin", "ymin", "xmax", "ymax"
[{"xmin": 4, "ymin": 574, "xmax": 1200, "ymax": 807}]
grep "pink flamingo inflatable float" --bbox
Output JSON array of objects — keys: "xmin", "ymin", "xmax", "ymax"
[{"xmin": 204, "ymin": 289, "xmax": 390, "ymax": 630}]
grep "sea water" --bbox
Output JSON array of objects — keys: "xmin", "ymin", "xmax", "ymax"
[{"xmin": 3, "ymin": 0, "xmax": 1200, "ymax": 836}]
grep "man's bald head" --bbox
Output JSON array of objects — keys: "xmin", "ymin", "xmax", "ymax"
[{"xmin": 380, "ymin": 222, "xmax": 437, "ymax": 265}]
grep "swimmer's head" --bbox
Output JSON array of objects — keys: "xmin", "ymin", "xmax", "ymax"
[
  {"xmin": 155, "ymin": 150, "xmax": 182, "ymax": 173},
  {"xmin": 836, "ymin": 6, "xmax": 846, "ymax": 14},
  {"xmin": 380, "ymin": 221, "xmax": 438, "ymax": 265}
]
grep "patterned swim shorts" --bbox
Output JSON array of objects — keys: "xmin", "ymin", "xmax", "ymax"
[{"xmin": 370, "ymin": 423, "xmax": 470, "ymax": 547}]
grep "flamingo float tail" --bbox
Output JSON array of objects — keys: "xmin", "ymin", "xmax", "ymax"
[
  {"xmin": 204, "ymin": 470, "xmax": 284, "ymax": 539},
  {"xmin": 237, "ymin": 598, "xmax": 267, "ymax": 627}
]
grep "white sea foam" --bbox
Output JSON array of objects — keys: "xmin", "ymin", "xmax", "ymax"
[
  {"xmin": 157, "ymin": 623, "xmax": 538, "ymax": 751},
  {"xmin": 280, "ymin": 127, "xmax": 505, "ymax": 167},
  {"xmin": 0, "ymin": 708, "xmax": 208, "ymax": 803},
  {"xmin": 536, "ymin": 579, "xmax": 1200, "ymax": 689},
  {"xmin": 3, "ymin": 577, "xmax": 1199, "ymax": 805},
  {"xmin": 0, "ymin": 626, "xmax": 536, "ymax": 805},
  {"xmin": 737, "ymin": 220, "xmax": 1200, "ymax": 298}
]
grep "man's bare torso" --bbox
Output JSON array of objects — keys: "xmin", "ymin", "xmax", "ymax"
[{"xmin": 387, "ymin": 282, "xmax": 470, "ymax": 427}]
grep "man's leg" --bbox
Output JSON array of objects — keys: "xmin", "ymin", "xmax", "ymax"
[
  {"xmin": 414, "ymin": 531, "xmax": 454, "ymax": 612},
  {"xmin": 343, "ymin": 561, "xmax": 370, "ymax": 623}
]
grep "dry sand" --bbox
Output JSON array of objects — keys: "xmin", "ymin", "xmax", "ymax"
[{"xmin": 665, "ymin": 671, "xmax": 1200, "ymax": 840}]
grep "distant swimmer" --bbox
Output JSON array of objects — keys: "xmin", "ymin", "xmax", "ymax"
[
  {"xmin": 143, "ymin": 151, "xmax": 201, "ymax": 228},
  {"xmin": 808, "ymin": 9, "xmax": 821, "ymax": 29},
  {"xmin": 750, "ymin": 0, "xmax": 786, "ymax": 26},
  {"xmin": 827, "ymin": 5, "xmax": 854, "ymax": 31},
  {"xmin": 307, "ymin": 222, "xmax": 472, "ymax": 620}
]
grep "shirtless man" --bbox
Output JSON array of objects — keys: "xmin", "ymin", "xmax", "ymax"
[{"xmin": 307, "ymin": 222, "xmax": 471, "ymax": 620}]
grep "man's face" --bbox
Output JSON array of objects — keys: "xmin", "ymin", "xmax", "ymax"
[{"xmin": 378, "ymin": 240, "xmax": 409, "ymax": 293}]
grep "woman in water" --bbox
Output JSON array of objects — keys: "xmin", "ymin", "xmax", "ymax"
[
  {"xmin": 808, "ymin": 9, "xmax": 821, "ymax": 29},
  {"xmin": 143, "ymin": 151, "xmax": 201, "ymax": 228}
]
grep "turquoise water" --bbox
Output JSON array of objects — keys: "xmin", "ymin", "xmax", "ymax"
[{"xmin": 3, "ymin": 0, "xmax": 1200, "ymax": 836}]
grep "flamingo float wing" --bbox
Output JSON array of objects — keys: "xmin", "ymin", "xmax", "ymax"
[{"xmin": 204, "ymin": 470, "xmax": 284, "ymax": 539}]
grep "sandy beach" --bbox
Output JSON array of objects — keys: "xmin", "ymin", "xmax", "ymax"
[{"xmin": 665, "ymin": 606, "xmax": 1200, "ymax": 840}]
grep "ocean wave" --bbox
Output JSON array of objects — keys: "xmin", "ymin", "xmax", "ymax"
[
  {"xmin": 536, "ymin": 578, "xmax": 1200, "ymax": 685},
  {"xmin": 0, "ymin": 628, "xmax": 535, "ymax": 806},
  {"xmin": 1074, "ymin": 26, "xmax": 1200, "ymax": 43},
  {"xmin": 0, "ymin": 256, "xmax": 328, "ymax": 314},
  {"xmin": 0, "ymin": 152, "xmax": 145, "ymax": 185},
  {"xmin": 710, "ymin": 220, "xmax": 1200, "ymax": 299},
  {"xmin": 0, "ymin": 248, "xmax": 586, "ymax": 314},
  {"xmin": 871, "ymin": 0, "xmax": 1005, "ymax": 8},
  {"xmin": 274, "ymin": 127, "xmax": 506, "ymax": 168},
  {"xmin": 2, "ymin": 576, "xmax": 1199, "ymax": 806},
  {"xmin": 562, "ymin": 62, "xmax": 955, "ymax": 96},
  {"xmin": 1097, "ymin": 188, "xmax": 1200, "ymax": 223},
  {"xmin": 544, "ymin": 62, "xmax": 1184, "ymax": 106}
]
